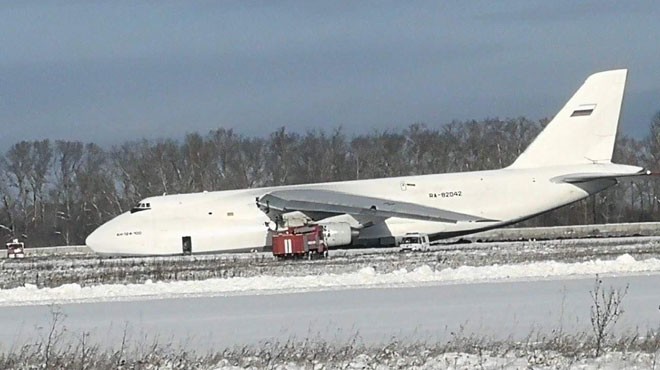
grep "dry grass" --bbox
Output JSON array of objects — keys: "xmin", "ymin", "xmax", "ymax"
[{"xmin": 1, "ymin": 311, "xmax": 659, "ymax": 370}]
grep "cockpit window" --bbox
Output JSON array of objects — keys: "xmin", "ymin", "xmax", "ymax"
[{"xmin": 130, "ymin": 201, "xmax": 152, "ymax": 214}]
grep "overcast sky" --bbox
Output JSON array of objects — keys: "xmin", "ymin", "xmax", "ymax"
[{"xmin": 1, "ymin": 1, "xmax": 658, "ymax": 151}]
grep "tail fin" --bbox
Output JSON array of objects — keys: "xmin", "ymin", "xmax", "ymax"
[{"xmin": 509, "ymin": 69, "xmax": 627, "ymax": 169}]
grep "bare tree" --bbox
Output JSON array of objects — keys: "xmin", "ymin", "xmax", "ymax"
[
  {"xmin": 235, "ymin": 136, "xmax": 268, "ymax": 188},
  {"xmin": 26, "ymin": 140, "xmax": 52, "ymax": 226},
  {"xmin": 590, "ymin": 276, "xmax": 628, "ymax": 357},
  {"xmin": 181, "ymin": 132, "xmax": 216, "ymax": 192},
  {"xmin": 266, "ymin": 127, "xmax": 298, "ymax": 186},
  {"xmin": 52, "ymin": 141, "xmax": 84, "ymax": 245},
  {"xmin": 207, "ymin": 128, "xmax": 247, "ymax": 189},
  {"xmin": 0, "ymin": 156, "xmax": 17, "ymax": 241},
  {"xmin": 0, "ymin": 110, "xmax": 658, "ymax": 246},
  {"xmin": 3, "ymin": 141, "xmax": 33, "ymax": 239}
]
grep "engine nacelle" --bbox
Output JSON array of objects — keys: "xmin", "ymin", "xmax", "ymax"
[{"xmin": 321, "ymin": 222, "xmax": 353, "ymax": 247}]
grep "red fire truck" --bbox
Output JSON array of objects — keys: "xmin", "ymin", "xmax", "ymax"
[{"xmin": 272, "ymin": 225, "xmax": 328, "ymax": 259}]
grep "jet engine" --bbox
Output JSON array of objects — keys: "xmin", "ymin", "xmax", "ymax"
[{"xmin": 320, "ymin": 222, "xmax": 355, "ymax": 247}]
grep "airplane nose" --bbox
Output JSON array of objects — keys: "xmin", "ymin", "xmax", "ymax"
[
  {"xmin": 85, "ymin": 212, "xmax": 150, "ymax": 255},
  {"xmin": 85, "ymin": 223, "xmax": 112, "ymax": 254},
  {"xmin": 86, "ymin": 212, "xmax": 132, "ymax": 254}
]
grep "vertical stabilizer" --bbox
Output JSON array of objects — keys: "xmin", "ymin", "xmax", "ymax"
[{"xmin": 509, "ymin": 69, "xmax": 627, "ymax": 168}]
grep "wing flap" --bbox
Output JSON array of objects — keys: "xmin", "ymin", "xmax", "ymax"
[{"xmin": 257, "ymin": 189, "xmax": 495, "ymax": 224}]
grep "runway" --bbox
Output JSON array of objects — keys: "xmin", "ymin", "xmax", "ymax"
[{"xmin": 1, "ymin": 274, "xmax": 658, "ymax": 352}]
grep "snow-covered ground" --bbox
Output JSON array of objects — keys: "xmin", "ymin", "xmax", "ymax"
[
  {"xmin": 3, "ymin": 237, "xmax": 660, "ymax": 369},
  {"xmin": 1, "ymin": 253, "xmax": 659, "ymax": 306},
  {"xmin": 2, "ymin": 236, "xmax": 660, "ymax": 291},
  {"xmin": 2, "ymin": 274, "xmax": 659, "ymax": 369}
]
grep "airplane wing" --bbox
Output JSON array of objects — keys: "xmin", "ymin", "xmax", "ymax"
[{"xmin": 256, "ymin": 189, "xmax": 496, "ymax": 224}]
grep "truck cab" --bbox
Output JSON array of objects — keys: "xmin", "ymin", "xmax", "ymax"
[
  {"xmin": 6, "ymin": 239, "xmax": 25, "ymax": 259},
  {"xmin": 398, "ymin": 232, "xmax": 430, "ymax": 252}
]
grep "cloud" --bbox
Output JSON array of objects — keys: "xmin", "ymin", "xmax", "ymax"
[{"xmin": 0, "ymin": 2, "xmax": 658, "ymax": 150}]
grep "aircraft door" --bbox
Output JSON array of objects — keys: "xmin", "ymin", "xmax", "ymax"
[{"xmin": 182, "ymin": 236, "xmax": 192, "ymax": 255}]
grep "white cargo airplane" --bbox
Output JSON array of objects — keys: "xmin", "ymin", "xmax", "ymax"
[{"xmin": 86, "ymin": 69, "xmax": 649, "ymax": 255}]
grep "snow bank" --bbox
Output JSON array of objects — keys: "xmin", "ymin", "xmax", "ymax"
[
  {"xmin": 1, "ymin": 254, "xmax": 659, "ymax": 306},
  {"xmin": 210, "ymin": 351, "xmax": 660, "ymax": 370}
]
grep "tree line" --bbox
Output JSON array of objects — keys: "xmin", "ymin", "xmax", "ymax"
[{"xmin": 2, "ymin": 113, "xmax": 660, "ymax": 247}]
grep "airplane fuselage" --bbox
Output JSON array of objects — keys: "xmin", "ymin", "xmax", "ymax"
[
  {"xmin": 85, "ymin": 69, "xmax": 646, "ymax": 256},
  {"xmin": 85, "ymin": 164, "xmax": 623, "ymax": 255}
]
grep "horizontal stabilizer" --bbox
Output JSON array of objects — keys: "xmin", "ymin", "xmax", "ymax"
[{"xmin": 551, "ymin": 165, "xmax": 649, "ymax": 183}]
